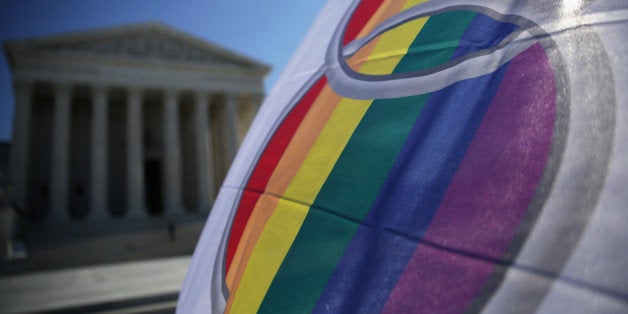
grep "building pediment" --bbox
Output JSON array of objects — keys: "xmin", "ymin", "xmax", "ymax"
[{"xmin": 5, "ymin": 22, "xmax": 269, "ymax": 73}]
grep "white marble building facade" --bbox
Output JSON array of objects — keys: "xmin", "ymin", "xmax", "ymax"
[{"xmin": 4, "ymin": 22, "xmax": 269, "ymax": 222}]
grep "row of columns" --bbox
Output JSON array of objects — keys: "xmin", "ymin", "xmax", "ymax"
[{"xmin": 10, "ymin": 81, "xmax": 249, "ymax": 222}]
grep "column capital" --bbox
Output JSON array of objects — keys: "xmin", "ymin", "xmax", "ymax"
[
  {"xmin": 128, "ymin": 85, "xmax": 142, "ymax": 93},
  {"xmin": 193, "ymin": 90, "xmax": 210, "ymax": 100},
  {"xmin": 53, "ymin": 81, "xmax": 72, "ymax": 94},
  {"xmin": 126, "ymin": 86, "xmax": 144, "ymax": 100},
  {"xmin": 91, "ymin": 84, "xmax": 110, "ymax": 96},
  {"xmin": 163, "ymin": 87, "xmax": 181, "ymax": 98},
  {"xmin": 224, "ymin": 92, "xmax": 239, "ymax": 101},
  {"xmin": 194, "ymin": 91, "xmax": 212, "ymax": 112}
]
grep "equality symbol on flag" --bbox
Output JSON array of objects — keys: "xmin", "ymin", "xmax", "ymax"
[{"xmin": 178, "ymin": 0, "xmax": 624, "ymax": 313}]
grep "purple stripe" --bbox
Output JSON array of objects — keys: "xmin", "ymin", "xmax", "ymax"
[{"xmin": 382, "ymin": 43, "xmax": 556, "ymax": 313}]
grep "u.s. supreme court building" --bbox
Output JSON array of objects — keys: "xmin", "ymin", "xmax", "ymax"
[{"xmin": 5, "ymin": 22, "xmax": 269, "ymax": 222}]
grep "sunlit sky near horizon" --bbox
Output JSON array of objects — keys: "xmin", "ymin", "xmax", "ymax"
[{"xmin": 0, "ymin": 0, "xmax": 328, "ymax": 141}]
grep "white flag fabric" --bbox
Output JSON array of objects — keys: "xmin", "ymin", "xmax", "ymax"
[{"xmin": 178, "ymin": 0, "xmax": 628, "ymax": 312}]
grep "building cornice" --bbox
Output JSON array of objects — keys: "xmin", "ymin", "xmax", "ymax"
[{"xmin": 4, "ymin": 21, "xmax": 271, "ymax": 76}]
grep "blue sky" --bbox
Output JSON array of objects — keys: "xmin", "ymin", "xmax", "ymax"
[{"xmin": 0, "ymin": 0, "xmax": 328, "ymax": 141}]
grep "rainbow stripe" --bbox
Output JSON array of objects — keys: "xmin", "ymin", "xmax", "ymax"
[{"xmin": 225, "ymin": 1, "xmax": 556, "ymax": 312}]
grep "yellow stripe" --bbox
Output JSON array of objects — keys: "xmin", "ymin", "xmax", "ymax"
[
  {"xmin": 402, "ymin": 0, "xmax": 430, "ymax": 10},
  {"xmin": 225, "ymin": 85, "xmax": 342, "ymax": 289},
  {"xmin": 227, "ymin": 198, "xmax": 309, "ymax": 313},
  {"xmin": 356, "ymin": 0, "xmax": 429, "ymax": 74},
  {"xmin": 359, "ymin": 17, "xmax": 428, "ymax": 75},
  {"xmin": 282, "ymin": 97, "xmax": 372, "ymax": 204},
  {"xmin": 229, "ymin": 97, "xmax": 371, "ymax": 313},
  {"xmin": 227, "ymin": 1, "xmax": 430, "ymax": 311}
]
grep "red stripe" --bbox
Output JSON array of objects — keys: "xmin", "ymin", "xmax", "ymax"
[
  {"xmin": 343, "ymin": 0, "xmax": 387, "ymax": 46},
  {"xmin": 225, "ymin": 77, "xmax": 327, "ymax": 271}
]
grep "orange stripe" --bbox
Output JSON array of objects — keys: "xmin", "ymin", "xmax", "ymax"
[
  {"xmin": 357, "ymin": 0, "xmax": 406, "ymax": 38},
  {"xmin": 225, "ymin": 85, "xmax": 342, "ymax": 289},
  {"xmin": 347, "ymin": 0, "xmax": 407, "ymax": 70},
  {"xmin": 226, "ymin": 0, "xmax": 425, "ymax": 308},
  {"xmin": 265, "ymin": 86, "xmax": 342, "ymax": 194},
  {"xmin": 225, "ymin": 193, "xmax": 279, "ymax": 289}
]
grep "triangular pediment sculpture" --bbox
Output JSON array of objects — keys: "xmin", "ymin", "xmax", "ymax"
[{"xmin": 5, "ymin": 22, "xmax": 269, "ymax": 72}]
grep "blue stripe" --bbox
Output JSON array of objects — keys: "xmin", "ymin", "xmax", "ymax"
[
  {"xmin": 313, "ymin": 48, "xmax": 511, "ymax": 314},
  {"xmin": 451, "ymin": 13, "xmax": 519, "ymax": 60},
  {"xmin": 313, "ymin": 64, "xmax": 509, "ymax": 314},
  {"xmin": 312, "ymin": 13, "xmax": 518, "ymax": 313}
]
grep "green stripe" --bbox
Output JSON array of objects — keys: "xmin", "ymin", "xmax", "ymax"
[
  {"xmin": 257, "ymin": 11, "xmax": 476, "ymax": 313},
  {"xmin": 395, "ymin": 10, "xmax": 476, "ymax": 73}
]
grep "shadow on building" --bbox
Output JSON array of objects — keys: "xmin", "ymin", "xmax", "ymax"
[{"xmin": 0, "ymin": 22, "xmax": 269, "ymax": 312}]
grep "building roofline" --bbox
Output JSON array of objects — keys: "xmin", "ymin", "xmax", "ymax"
[{"xmin": 4, "ymin": 21, "xmax": 271, "ymax": 75}]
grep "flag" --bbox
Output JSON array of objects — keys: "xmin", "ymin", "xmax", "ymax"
[{"xmin": 178, "ymin": 0, "xmax": 628, "ymax": 312}]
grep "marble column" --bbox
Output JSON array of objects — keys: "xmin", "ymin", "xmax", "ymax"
[
  {"xmin": 126, "ymin": 88, "xmax": 144, "ymax": 217},
  {"xmin": 222, "ymin": 93, "xmax": 239, "ymax": 169},
  {"xmin": 89, "ymin": 85, "xmax": 108, "ymax": 219},
  {"xmin": 253, "ymin": 93, "xmax": 265, "ymax": 113},
  {"xmin": 237, "ymin": 93, "xmax": 264, "ymax": 144},
  {"xmin": 9, "ymin": 81, "xmax": 32, "ymax": 210},
  {"xmin": 194, "ymin": 91, "xmax": 214, "ymax": 213},
  {"xmin": 163, "ymin": 89, "xmax": 183, "ymax": 215},
  {"xmin": 50, "ymin": 83, "xmax": 72, "ymax": 222}
]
